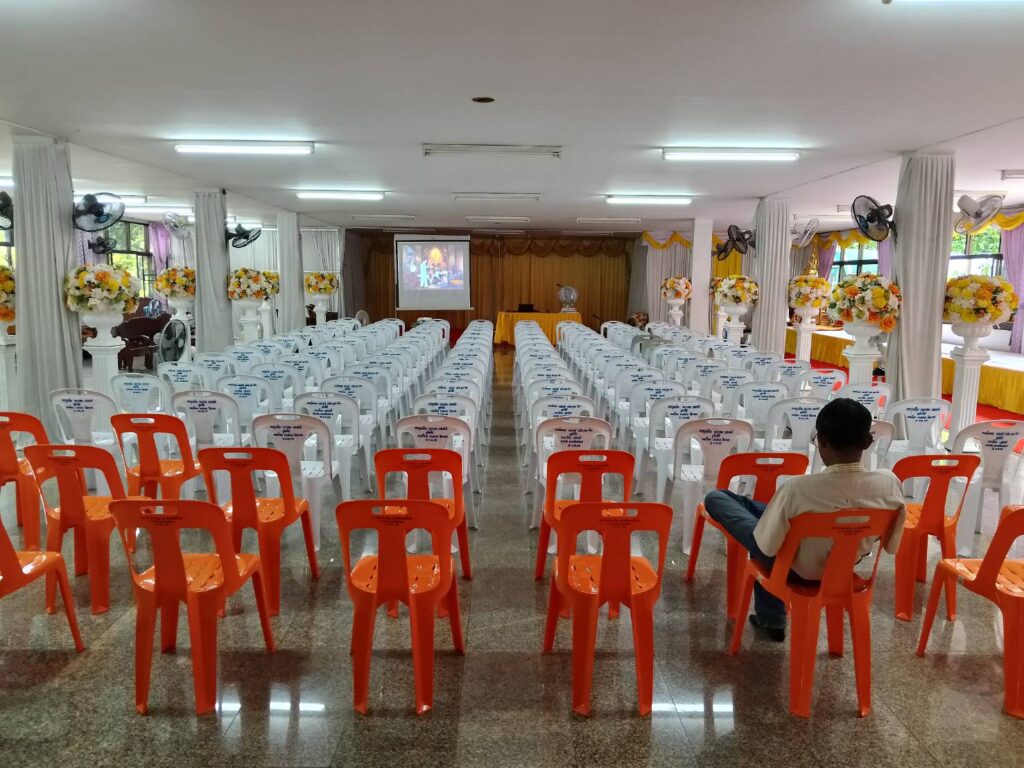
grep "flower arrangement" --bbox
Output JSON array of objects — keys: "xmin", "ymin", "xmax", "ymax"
[
  {"xmin": 714, "ymin": 274, "xmax": 759, "ymax": 306},
  {"xmin": 304, "ymin": 271, "xmax": 339, "ymax": 295},
  {"xmin": 226, "ymin": 268, "xmax": 272, "ymax": 302},
  {"xmin": 661, "ymin": 276, "xmax": 692, "ymax": 300},
  {"xmin": 826, "ymin": 273, "xmax": 901, "ymax": 333},
  {"xmin": 64, "ymin": 265, "xmax": 140, "ymax": 314},
  {"xmin": 0, "ymin": 265, "xmax": 14, "ymax": 322},
  {"xmin": 788, "ymin": 275, "xmax": 830, "ymax": 310},
  {"xmin": 154, "ymin": 266, "xmax": 196, "ymax": 299},
  {"xmin": 944, "ymin": 275, "xmax": 1018, "ymax": 326},
  {"xmin": 261, "ymin": 271, "xmax": 280, "ymax": 296}
]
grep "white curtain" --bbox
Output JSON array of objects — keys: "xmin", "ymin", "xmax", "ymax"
[
  {"xmin": 301, "ymin": 228, "xmax": 343, "ymax": 313},
  {"xmin": 13, "ymin": 136, "xmax": 82, "ymax": 433},
  {"xmin": 193, "ymin": 188, "xmax": 232, "ymax": 352},
  {"xmin": 750, "ymin": 198, "xmax": 792, "ymax": 354},
  {"xmin": 277, "ymin": 211, "xmax": 305, "ymax": 332},
  {"xmin": 169, "ymin": 233, "xmax": 195, "ymax": 268},
  {"xmin": 888, "ymin": 152, "xmax": 955, "ymax": 401},
  {"xmin": 626, "ymin": 237, "xmax": 692, "ymax": 325}
]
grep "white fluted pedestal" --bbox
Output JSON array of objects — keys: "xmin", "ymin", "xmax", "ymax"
[
  {"xmin": 309, "ymin": 294, "xmax": 331, "ymax": 326},
  {"xmin": 259, "ymin": 301, "xmax": 275, "ymax": 339},
  {"xmin": 666, "ymin": 298, "xmax": 687, "ymax": 328},
  {"xmin": 721, "ymin": 302, "xmax": 749, "ymax": 345},
  {"xmin": 236, "ymin": 300, "xmax": 261, "ymax": 344},
  {"xmin": 791, "ymin": 311, "xmax": 816, "ymax": 362},
  {"xmin": 167, "ymin": 298, "xmax": 193, "ymax": 362},
  {"xmin": 949, "ymin": 322, "xmax": 999, "ymax": 441},
  {"xmin": 81, "ymin": 311, "xmax": 124, "ymax": 400},
  {"xmin": 841, "ymin": 319, "xmax": 879, "ymax": 385},
  {"xmin": 0, "ymin": 325, "xmax": 16, "ymax": 411},
  {"xmin": 714, "ymin": 304, "xmax": 727, "ymax": 340}
]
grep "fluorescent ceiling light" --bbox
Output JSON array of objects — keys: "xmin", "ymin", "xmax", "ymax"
[
  {"xmin": 1001, "ymin": 170, "xmax": 1024, "ymax": 180},
  {"xmin": 474, "ymin": 229, "xmax": 527, "ymax": 235},
  {"xmin": 955, "ymin": 189, "xmax": 1007, "ymax": 198},
  {"xmin": 124, "ymin": 206, "xmax": 193, "ymax": 216},
  {"xmin": 351, "ymin": 214, "xmax": 415, "ymax": 222},
  {"xmin": 174, "ymin": 141, "xmax": 314, "ymax": 156},
  {"xmin": 453, "ymin": 192, "xmax": 541, "ymax": 202},
  {"xmin": 383, "ymin": 227, "xmax": 435, "ymax": 234},
  {"xmin": 577, "ymin": 217, "xmax": 642, "ymax": 225},
  {"xmin": 296, "ymin": 190, "xmax": 384, "ymax": 201},
  {"xmin": 0, "ymin": 177, "xmax": 14, "ymax": 187},
  {"xmin": 883, "ymin": 0, "xmax": 1024, "ymax": 4},
  {"xmin": 663, "ymin": 148, "xmax": 800, "ymax": 162},
  {"xmin": 76, "ymin": 193, "xmax": 147, "ymax": 206},
  {"xmin": 562, "ymin": 230, "xmax": 614, "ymax": 236},
  {"xmin": 465, "ymin": 216, "xmax": 531, "ymax": 224},
  {"xmin": 607, "ymin": 195, "xmax": 692, "ymax": 206},
  {"xmin": 423, "ymin": 143, "xmax": 562, "ymax": 158}
]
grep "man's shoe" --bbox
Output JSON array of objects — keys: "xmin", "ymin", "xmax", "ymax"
[{"xmin": 749, "ymin": 615, "xmax": 785, "ymax": 643}]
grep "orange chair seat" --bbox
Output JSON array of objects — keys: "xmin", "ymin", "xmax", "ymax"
[
  {"xmin": 749, "ymin": 558, "xmax": 870, "ymax": 599},
  {"xmin": 945, "ymin": 558, "xmax": 1024, "ymax": 596},
  {"xmin": 558, "ymin": 554, "xmax": 658, "ymax": 596},
  {"xmin": 127, "ymin": 459, "xmax": 201, "ymax": 480},
  {"xmin": 350, "ymin": 554, "xmax": 442, "ymax": 595},
  {"xmin": 223, "ymin": 497, "xmax": 309, "ymax": 525},
  {"xmin": 13, "ymin": 550, "xmax": 63, "ymax": 578},
  {"xmin": 48, "ymin": 496, "xmax": 115, "ymax": 523},
  {"xmin": 136, "ymin": 553, "xmax": 261, "ymax": 594}
]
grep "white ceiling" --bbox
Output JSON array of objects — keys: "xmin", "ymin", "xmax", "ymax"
[{"xmin": 3, "ymin": 0, "xmax": 1024, "ymax": 232}]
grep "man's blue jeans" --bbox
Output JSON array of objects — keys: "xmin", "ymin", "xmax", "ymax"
[{"xmin": 703, "ymin": 489, "xmax": 786, "ymax": 629}]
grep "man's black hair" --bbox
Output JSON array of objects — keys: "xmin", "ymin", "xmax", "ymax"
[{"xmin": 815, "ymin": 397, "xmax": 873, "ymax": 451}]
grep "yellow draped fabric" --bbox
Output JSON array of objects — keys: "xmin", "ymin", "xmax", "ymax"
[
  {"xmin": 494, "ymin": 311, "xmax": 581, "ymax": 345},
  {"xmin": 813, "ymin": 230, "xmax": 872, "ymax": 250},
  {"xmin": 643, "ymin": 231, "xmax": 692, "ymax": 250},
  {"xmin": 785, "ymin": 328, "xmax": 1024, "ymax": 414},
  {"xmin": 643, "ymin": 231, "xmax": 739, "ymax": 277}
]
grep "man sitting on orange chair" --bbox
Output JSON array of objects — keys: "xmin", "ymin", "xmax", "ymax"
[{"xmin": 703, "ymin": 398, "xmax": 907, "ymax": 641}]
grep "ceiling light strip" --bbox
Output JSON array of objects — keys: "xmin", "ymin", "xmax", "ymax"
[
  {"xmin": 606, "ymin": 196, "xmax": 692, "ymax": 206},
  {"xmin": 174, "ymin": 141, "xmax": 314, "ymax": 156},
  {"xmin": 662, "ymin": 147, "xmax": 800, "ymax": 162},
  {"xmin": 423, "ymin": 143, "xmax": 561, "ymax": 158},
  {"xmin": 296, "ymin": 191, "xmax": 384, "ymax": 201}
]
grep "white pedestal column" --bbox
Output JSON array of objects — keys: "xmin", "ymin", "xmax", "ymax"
[
  {"xmin": 0, "ymin": 327, "xmax": 17, "ymax": 411},
  {"xmin": 948, "ymin": 323, "xmax": 997, "ymax": 440},
  {"xmin": 259, "ymin": 301, "xmax": 275, "ymax": 340},
  {"xmin": 310, "ymin": 294, "xmax": 330, "ymax": 326},
  {"xmin": 721, "ymin": 303, "xmax": 749, "ymax": 345},
  {"xmin": 237, "ymin": 301, "xmax": 261, "ymax": 344},
  {"xmin": 792, "ymin": 312, "xmax": 815, "ymax": 362},
  {"xmin": 82, "ymin": 312, "xmax": 124, "ymax": 400},
  {"xmin": 667, "ymin": 298, "xmax": 686, "ymax": 328},
  {"xmin": 714, "ymin": 305, "xmax": 727, "ymax": 340},
  {"xmin": 841, "ymin": 320, "xmax": 879, "ymax": 385}
]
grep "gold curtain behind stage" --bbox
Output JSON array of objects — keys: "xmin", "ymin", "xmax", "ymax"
[{"xmin": 363, "ymin": 234, "xmax": 632, "ymax": 330}]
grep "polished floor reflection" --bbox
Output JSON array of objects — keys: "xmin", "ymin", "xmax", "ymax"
[{"xmin": 2, "ymin": 349, "xmax": 1024, "ymax": 767}]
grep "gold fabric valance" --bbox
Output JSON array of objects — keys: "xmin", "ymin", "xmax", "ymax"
[{"xmin": 469, "ymin": 236, "xmax": 630, "ymax": 258}]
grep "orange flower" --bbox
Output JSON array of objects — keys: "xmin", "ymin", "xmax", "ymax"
[
  {"xmin": 845, "ymin": 286, "xmax": 859, "ymax": 297},
  {"xmin": 880, "ymin": 316, "xmax": 896, "ymax": 333},
  {"xmin": 842, "ymin": 309, "xmax": 854, "ymax": 322},
  {"xmin": 890, "ymin": 284, "xmax": 900, "ymax": 295}
]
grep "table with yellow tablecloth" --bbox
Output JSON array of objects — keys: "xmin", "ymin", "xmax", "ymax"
[
  {"xmin": 785, "ymin": 327, "xmax": 1024, "ymax": 415},
  {"xmin": 495, "ymin": 311, "xmax": 582, "ymax": 345}
]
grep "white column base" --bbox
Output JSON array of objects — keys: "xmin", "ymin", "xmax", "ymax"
[
  {"xmin": 843, "ymin": 348, "xmax": 878, "ymax": 385},
  {"xmin": 259, "ymin": 302, "xmax": 275, "ymax": 339},
  {"xmin": 84, "ymin": 339, "xmax": 124, "ymax": 401},
  {"xmin": 724, "ymin": 320, "xmax": 745, "ymax": 345},
  {"xmin": 239, "ymin": 313, "xmax": 260, "ymax": 344},
  {"xmin": 793, "ymin": 315, "xmax": 816, "ymax": 362},
  {"xmin": 949, "ymin": 346, "xmax": 987, "ymax": 441},
  {"xmin": 715, "ymin": 308, "xmax": 727, "ymax": 340}
]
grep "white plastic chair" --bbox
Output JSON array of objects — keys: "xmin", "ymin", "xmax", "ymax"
[
  {"xmin": 734, "ymin": 380, "xmax": 790, "ymax": 437},
  {"xmin": 49, "ymin": 388, "xmax": 120, "ymax": 494},
  {"xmin": 709, "ymin": 369, "xmax": 755, "ymax": 418},
  {"xmin": 834, "ymin": 382, "xmax": 892, "ymax": 418},
  {"xmin": 110, "ymin": 373, "xmax": 172, "ymax": 414},
  {"xmin": 322, "ymin": 375, "xmax": 382, "ymax": 485},
  {"xmin": 762, "ymin": 397, "xmax": 827, "ymax": 455},
  {"xmin": 223, "ymin": 345, "xmax": 266, "ymax": 375},
  {"xmin": 216, "ymin": 375, "xmax": 273, "ymax": 438},
  {"xmin": 158, "ymin": 361, "xmax": 210, "ymax": 393},
  {"xmin": 881, "ymin": 397, "xmax": 951, "ymax": 467},
  {"xmin": 798, "ymin": 368, "xmax": 846, "ymax": 400},
  {"xmin": 639, "ymin": 395, "xmax": 716, "ymax": 502},
  {"xmin": 810, "ymin": 418, "xmax": 895, "ymax": 473},
  {"xmin": 745, "ymin": 352, "xmax": 782, "ymax": 381},
  {"xmin": 252, "ymin": 413, "xmax": 340, "ymax": 551},
  {"xmin": 250, "ymin": 363, "xmax": 305, "ymax": 410},
  {"xmin": 396, "ymin": 414, "xmax": 478, "ymax": 528},
  {"xmin": 952, "ymin": 420, "xmax": 1024, "ymax": 555},
  {"xmin": 280, "ymin": 353, "xmax": 326, "ymax": 391},
  {"xmin": 770, "ymin": 360, "xmax": 812, "ymax": 397},
  {"xmin": 412, "ymin": 392, "xmax": 483, "ymax": 495},
  {"xmin": 193, "ymin": 354, "xmax": 238, "ymax": 383},
  {"xmin": 294, "ymin": 391, "xmax": 362, "ymax": 502},
  {"xmin": 682, "ymin": 358, "xmax": 728, "ymax": 399}
]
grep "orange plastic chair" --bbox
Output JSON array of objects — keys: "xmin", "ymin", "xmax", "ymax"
[
  {"xmin": 728, "ymin": 507, "xmax": 900, "ymax": 718},
  {"xmin": 336, "ymin": 499, "xmax": 464, "ymax": 715},
  {"xmin": 917, "ymin": 505, "xmax": 1024, "ymax": 718},
  {"xmin": 0, "ymin": 496, "xmax": 83, "ymax": 653},
  {"xmin": 686, "ymin": 452, "xmax": 809, "ymax": 619},
  {"xmin": 0, "ymin": 412, "xmax": 49, "ymax": 550},
  {"xmin": 534, "ymin": 449, "xmax": 635, "ymax": 581},
  {"xmin": 111, "ymin": 413, "xmax": 202, "ymax": 499},
  {"xmin": 374, "ymin": 448, "xmax": 471, "ymax": 580},
  {"xmin": 198, "ymin": 447, "xmax": 320, "ymax": 616},
  {"xmin": 543, "ymin": 501, "xmax": 671, "ymax": 716},
  {"xmin": 891, "ymin": 454, "xmax": 979, "ymax": 621},
  {"xmin": 107, "ymin": 498, "xmax": 275, "ymax": 716},
  {"xmin": 24, "ymin": 444, "xmax": 130, "ymax": 614}
]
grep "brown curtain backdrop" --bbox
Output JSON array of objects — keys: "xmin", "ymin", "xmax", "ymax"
[{"xmin": 362, "ymin": 234, "xmax": 633, "ymax": 331}]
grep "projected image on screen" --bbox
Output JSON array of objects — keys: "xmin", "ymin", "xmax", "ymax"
[
  {"xmin": 395, "ymin": 238, "xmax": 472, "ymax": 310},
  {"xmin": 399, "ymin": 243, "xmax": 466, "ymax": 291}
]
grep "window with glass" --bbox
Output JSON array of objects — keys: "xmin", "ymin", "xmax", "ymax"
[
  {"xmin": 948, "ymin": 228, "xmax": 1002, "ymax": 279},
  {"xmin": 827, "ymin": 241, "xmax": 879, "ymax": 283},
  {"xmin": 99, "ymin": 220, "xmax": 154, "ymax": 295}
]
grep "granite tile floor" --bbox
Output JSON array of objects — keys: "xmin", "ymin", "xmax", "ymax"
[{"xmin": 2, "ymin": 349, "xmax": 1024, "ymax": 767}]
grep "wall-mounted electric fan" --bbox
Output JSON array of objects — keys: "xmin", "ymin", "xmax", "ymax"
[
  {"xmin": 88, "ymin": 236, "xmax": 117, "ymax": 256},
  {"xmin": 792, "ymin": 218, "xmax": 819, "ymax": 247},
  {"xmin": 226, "ymin": 223, "xmax": 261, "ymax": 248},
  {"xmin": 73, "ymin": 193, "xmax": 125, "ymax": 232},
  {"xmin": 0, "ymin": 191, "xmax": 12, "ymax": 232},
  {"xmin": 163, "ymin": 211, "xmax": 192, "ymax": 239},
  {"xmin": 851, "ymin": 195, "xmax": 894, "ymax": 242},
  {"xmin": 954, "ymin": 194, "xmax": 1002, "ymax": 235},
  {"xmin": 715, "ymin": 224, "xmax": 753, "ymax": 260}
]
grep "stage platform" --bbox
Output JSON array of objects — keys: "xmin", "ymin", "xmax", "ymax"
[{"xmin": 785, "ymin": 326, "xmax": 1024, "ymax": 416}]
